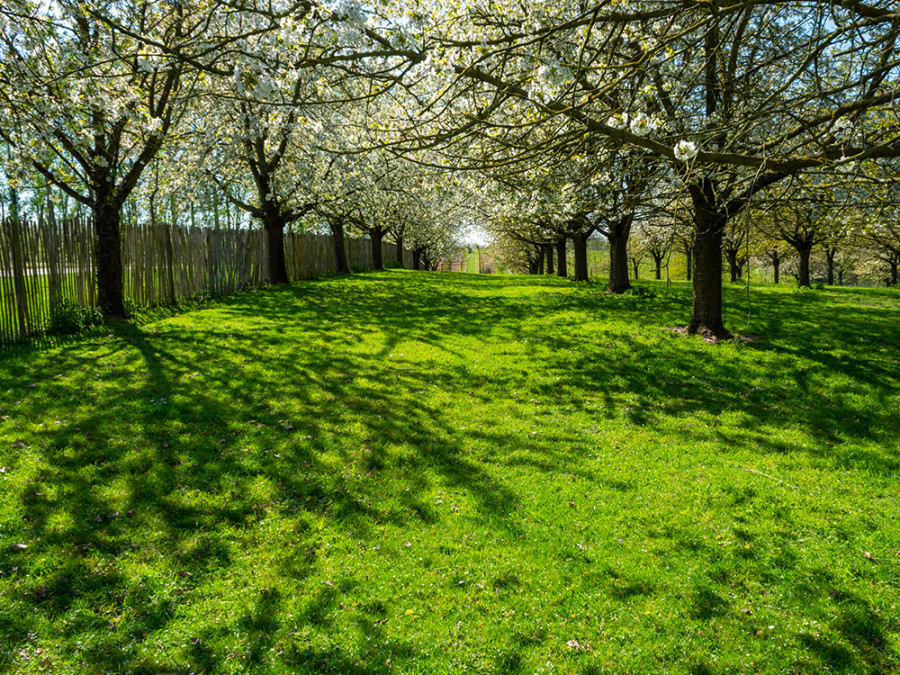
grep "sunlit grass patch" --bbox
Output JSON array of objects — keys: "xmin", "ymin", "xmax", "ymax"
[{"xmin": 1, "ymin": 271, "xmax": 898, "ymax": 673}]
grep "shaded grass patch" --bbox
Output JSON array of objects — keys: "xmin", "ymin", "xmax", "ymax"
[{"xmin": 1, "ymin": 271, "xmax": 898, "ymax": 673}]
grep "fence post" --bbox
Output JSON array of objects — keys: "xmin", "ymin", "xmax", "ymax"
[
  {"xmin": 8, "ymin": 215, "xmax": 28, "ymax": 339},
  {"xmin": 46, "ymin": 201, "xmax": 62, "ymax": 310}
]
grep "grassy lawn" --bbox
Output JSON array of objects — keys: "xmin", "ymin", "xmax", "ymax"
[
  {"xmin": 466, "ymin": 251, "xmax": 481, "ymax": 274},
  {"xmin": 1, "ymin": 271, "xmax": 898, "ymax": 674}
]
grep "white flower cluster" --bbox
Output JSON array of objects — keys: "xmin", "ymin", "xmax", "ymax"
[
  {"xmin": 605, "ymin": 112, "xmax": 658, "ymax": 136},
  {"xmin": 529, "ymin": 62, "xmax": 572, "ymax": 102},
  {"xmin": 329, "ymin": 0, "xmax": 367, "ymax": 29},
  {"xmin": 629, "ymin": 113, "xmax": 656, "ymax": 136},
  {"xmin": 607, "ymin": 112, "xmax": 629, "ymax": 129},
  {"xmin": 674, "ymin": 140, "xmax": 698, "ymax": 161}
]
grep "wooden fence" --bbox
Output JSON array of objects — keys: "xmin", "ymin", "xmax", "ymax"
[
  {"xmin": 436, "ymin": 254, "xmax": 467, "ymax": 272},
  {"xmin": 0, "ymin": 215, "xmax": 414, "ymax": 345}
]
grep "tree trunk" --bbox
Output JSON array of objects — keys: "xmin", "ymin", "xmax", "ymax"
[
  {"xmin": 537, "ymin": 245, "xmax": 545, "ymax": 275},
  {"xmin": 164, "ymin": 221, "xmax": 177, "ymax": 303},
  {"xmin": 683, "ymin": 243, "xmax": 693, "ymax": 281},
  {"xmin": 571, "ymin": 232, "xmax": 589, "ymax": 282},
  {"xmin": 94, "ymin": 200, "xmax": 127, "ymax": 317},
  {"xmin": 8, "ymin": 191, "xmax": 29, "ymax": 334},
  {"xmin": 890, "ymin": 260, "xmax": 898, "ymax": 287},
  {"xmin": 555, "ymin": 239, "xmax": 568, "ymax": 278},
  {"xmin": 769, "ymin": 252, "xmax": 781, "ymax": 284},
  {"xmin": 544, "ymin": 243, "xmax": 554, "ymax": 275},
  {"xmin": 825, "ymin": 249, "xmax": 835, "ymax": 285},
  {"xmin": 412, "ymin": 247, "xmax": 421, "ymax": 271},
  {"xmin": 264, "ymin": 213, "xmax": 289, "ymax": 284},
  {"xmin": 607, "ymin": 216, "xmax": 632, "ymax": 293},
  {"xmin": 653, "ymin": 254, "xmax": 663, "ymax": 280},
  {"xmin": 371, "ymin": 227, "xmax": 384, "ymax": 271},
  {"xmin": 394, "ymin": 232, "xmax": 404, "ymax": 267},
  {"xmin": 46, "ymin": 199, "xmax": 62, "ymax": 310},
  {"xmin": 797, "ymin": 246, "xmax": 811, "ymax": 288},
  {"xmin": 330, "ymin": 220, "xmax": 350, "ymax": 274},
  {"xmin": 726, "ymin": 249, "xmax": 740, "ymax": 283},
  {"xmin": 631, "ymin": 258, "xmax": 640, "ymax": 280},
  {"xmin": 838, "ymin": 268, "xmax": 843, "ymax": 286},
  {"xmin": 687, "ymin": 181, "xmax": 730, "ymax": 339}
]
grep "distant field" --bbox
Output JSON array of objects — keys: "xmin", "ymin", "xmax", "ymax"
[{"xmin": 1, "ymin": 271, "xmax": 898, "ymax": 673}]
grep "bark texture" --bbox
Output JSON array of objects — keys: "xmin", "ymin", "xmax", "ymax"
[
  {"xmin": 687, "ymin": 179, "xmax": 731, "ymax": 339},
  {"xmin": 370, "ymin": 228, "xmax": 384, "ymax": 271},
  {"xmin": 263, "ymin": 212, "xmax": 289, "ymax": 285},
  {"xmin": 571, "ymin": 232, "xmax": 589, "ymax": 282},
  {"xmin": 606, "ymin": 216, "xmax": 632, "ymax": 293},
  {"xmin": 555, "ymin": 239, "xmax": 568, "ymax": 278},
  {"xmin": 95, "ymin": 201, "xmax": 127, "ymax": 317},
  {"xmin": 797, "ymin": 246, "xmax": 812, "ymax": 288}
]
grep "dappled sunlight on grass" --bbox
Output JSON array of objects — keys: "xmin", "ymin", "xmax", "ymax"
[{"xmin": 1, "ymin": 270, "xmax": 898, "ymax": 673}]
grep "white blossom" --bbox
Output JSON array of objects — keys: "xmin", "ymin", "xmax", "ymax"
[
  {"xmin": 629, "ymin": 113, "xmax": 655, "ymax": 136},
  {"xmin": 607, "ymin": 112, "xmax": 629, "ymax": 130},
  {"xmin": 674, "ymin": 140, "xmax": 698, "ymax": 161}
]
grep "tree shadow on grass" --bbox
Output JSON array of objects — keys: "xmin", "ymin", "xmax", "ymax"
[
  {"xmin": 1, "ymin": 272, "xmax": 898, "ymax": 672},
  {"xmin": 0, "ymin": 279, "xmax": 525, "ymax": 672}
]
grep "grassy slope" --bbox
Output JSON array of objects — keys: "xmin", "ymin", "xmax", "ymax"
[
  {"xmin": 0, "ymin": 272, "xmax": 898, "ymax": 674},
  {"xmin": 466, "ymin": 251, "xmax": 481, "ymax": 274}
]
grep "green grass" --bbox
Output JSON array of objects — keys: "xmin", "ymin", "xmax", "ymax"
[
  {"xmin": 1, "ymin": 271, "xmax": 899, "ymax": 674},
  {"xmin": 465, "ymin": 251, "xmax": 481, "ymax": 274}
]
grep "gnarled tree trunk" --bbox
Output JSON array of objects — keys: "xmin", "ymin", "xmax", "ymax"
[
  {"xmin": 687, "ymin": 180, "xmax": 730, "ymax": 338},
  {"xmin": 263, "ymin": 211, "xmax": 289, "ymax": 285},
  {"xmin": 797, "ymin": 246, "xmax": 812, "ymax": 288},
  {"xmin": 571, "ymin": 231, "xmax": 590, "ymax": 282},
  {"xmin": 370, "ymin": 227, "xmax": 385, "ymax": 271},
  {"xmin": 652, "ymin": 253, "xmax": 663, "ymax": 280},
  {"xmin": 94, "ymin": 197, "xmax": 127, "ymax": 317},
  {"xmin": 607, "ymin": 216, "xmax": 632, "ymax": 293},
  {"xmin": 768, "ymin": 250, "xmax": 781, "ymax": 284},
  {"xmin": 555, "ymin": 239, "xmax": 568, "ymax": 278},
  {"xmin": 544, "ymin": 243, "xmax": 554, "ymax": 275}
]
